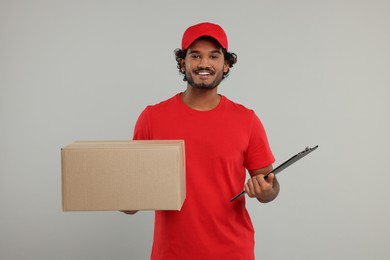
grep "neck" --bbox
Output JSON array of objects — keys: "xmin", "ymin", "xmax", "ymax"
[{"xmin": 181, "ymin": 85, "xmax": 221, "ymax": 111}]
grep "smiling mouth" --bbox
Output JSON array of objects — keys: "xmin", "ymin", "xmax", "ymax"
[{"xmin": 196, "ymin": 70, "xmax": 213, "ymax": 76}]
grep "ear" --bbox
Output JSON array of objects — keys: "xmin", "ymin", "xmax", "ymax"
[
  {"xmin": 223, "ymin": 61, "xmax": 229, "ymax": 73},
  {"xmin": 180, "ymin": 59, "xmax": 186, "ymax": 72}
]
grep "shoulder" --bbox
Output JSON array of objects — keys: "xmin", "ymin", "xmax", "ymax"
[
  {"xmin": 222, "ymin": 95, "xmax": 256, "ymax": 116},
  {"xmin": 143, "ymin": 93, "xmax": 180, "ymax": 113}
]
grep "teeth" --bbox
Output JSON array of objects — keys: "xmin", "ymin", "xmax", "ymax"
[{"xmin": 198, "ymin": 72, "xmax": 210, "ymax": 75}]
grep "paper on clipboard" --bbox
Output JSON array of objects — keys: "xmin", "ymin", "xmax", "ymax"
[{"xmin": 230, "ymin": 145, "xmax": 319, "ymax": 202}]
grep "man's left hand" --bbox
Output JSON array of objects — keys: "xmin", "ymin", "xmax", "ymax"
[{"xmin": 245, "ymin": 167, "xmax": 280, "ymax": 203}]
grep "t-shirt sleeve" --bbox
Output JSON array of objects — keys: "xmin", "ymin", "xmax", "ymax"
[
  {"xmin": 244, "ymin": 111, "xmax": 275, "ymax": 172},
  {"xmin": 133, "ymin": 106, "xmax": 152, "ymax": 140}
]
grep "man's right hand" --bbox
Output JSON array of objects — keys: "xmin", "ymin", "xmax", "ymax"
[{"xmin": 121, "ymin": 210, "xmax": 138, "ymax": 215}]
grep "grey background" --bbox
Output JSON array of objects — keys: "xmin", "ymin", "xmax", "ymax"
[{"xmin": 1, "ymin": 0, "xmax": 389, "ymax": 259}]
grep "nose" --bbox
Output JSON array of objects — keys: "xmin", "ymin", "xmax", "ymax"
[{"xmin": 197, "ymin": 57, "xmax": 211, "ymax": 69}]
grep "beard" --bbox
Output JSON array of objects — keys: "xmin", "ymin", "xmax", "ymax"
[{"xmin": 185, "ymin": 69, "xmax": 224, "ymax": 89}]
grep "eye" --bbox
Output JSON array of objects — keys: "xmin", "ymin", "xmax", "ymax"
[
  {"xmin": 190, "ymin": 54, "xmax": 200, "ymax": 59},
  {"xmin": 210, "ymin": 55, "xmax": 220, "ymax": 60}
]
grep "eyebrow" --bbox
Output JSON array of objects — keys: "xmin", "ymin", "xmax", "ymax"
[{"xmin": 187, "ymin": 49, "xmax": 223, "ymax": 55}]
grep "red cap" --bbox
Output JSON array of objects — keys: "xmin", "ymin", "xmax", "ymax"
[{"xmin": 181, "ymin": 22, "xmax": 228, "ymax": 51}]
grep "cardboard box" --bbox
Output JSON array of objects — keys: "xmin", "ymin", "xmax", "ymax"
[{"xmin": 61, "ymin": 140, "xmax": 186, "ymax": 211}]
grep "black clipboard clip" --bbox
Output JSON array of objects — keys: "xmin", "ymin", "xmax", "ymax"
[{"xmin": 230, "ymin": 145, "xmax": 319, "ymax": 202}]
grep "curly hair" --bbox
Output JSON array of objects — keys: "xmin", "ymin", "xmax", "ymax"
[{"xmin": 174, "ymin": 46, "xmax": 238, "ymax": 82}]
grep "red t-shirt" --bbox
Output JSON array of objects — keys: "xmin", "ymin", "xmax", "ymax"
[{"xmin": 133, "ymin": 93, "xmax": 275, "ymax": 260}]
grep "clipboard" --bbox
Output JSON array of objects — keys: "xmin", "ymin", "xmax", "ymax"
[{"xmin": 230, "ymin": 145, "xmax": 319, "ymax": 202}]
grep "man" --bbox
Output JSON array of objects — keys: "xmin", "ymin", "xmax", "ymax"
[{"xmin": 126, "ymin": 22, "xmax": 280, "ymax": 260}]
